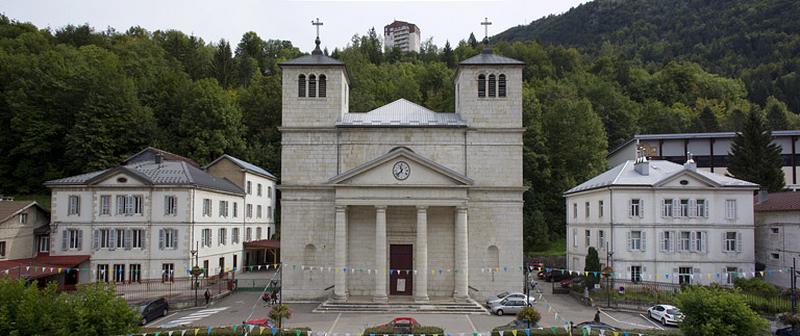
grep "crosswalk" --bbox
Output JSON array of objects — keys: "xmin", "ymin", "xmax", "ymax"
[{"xmin": 159, "ymin": 307, "xmax": 230, "ymax": 328}]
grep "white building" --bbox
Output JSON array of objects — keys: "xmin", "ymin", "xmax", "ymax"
[
  {"xmin": 384, "ymin": 20, "xmax": 421, "ymax": 53},
  {"xmin": 565, "ymin": 153, "xmax": 759, "ymax": 285},
  {"xmin": 754, "ymin": 191, "xmax": 800, "ymax": 288},
  {"xmin": 45, "ymin": 148, "xmax": 276, "ymax": 284}
]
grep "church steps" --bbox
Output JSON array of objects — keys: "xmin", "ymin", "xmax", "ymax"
[{"xmin": 312, "ymin": 299, "xmax": 490, "ymax": 314}]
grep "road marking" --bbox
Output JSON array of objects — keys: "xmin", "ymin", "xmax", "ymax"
[
  {"xmin": 599, "ymin": 309, "xmax": 657, "ymax": 330},
  {"xmin": 639, "ymin": 313, "xmax": 665, "ymax": 330},
  {"xmin": 465, "ymin": 314, "xmax": 477, "ymax": 332},
  {"xmin": 160, "ymin": 307, "xmax": 230, "ymax": 328},
  {"xmin": 145, "ymin": 313, "xmax": 176, "ymax": 327},
  {"xmin": 326, "ymin": 313, "xmax": 342, "ymax": 334}
]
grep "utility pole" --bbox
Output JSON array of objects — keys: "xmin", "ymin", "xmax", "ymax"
[
  {"xmin": 605, "ymin": 242, "xmax": 614, "ymax": 308},
  {"xmin": 792, "ymin": 257, "xmax": 797, "ymax": 314},
  {"xmin": 191, "ymin": 241, "xmax": 199, "ymax": 307}
]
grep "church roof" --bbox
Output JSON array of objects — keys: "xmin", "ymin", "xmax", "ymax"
[
  {"xmin": 565, "ymin": 160, "xmax": 758, "ymax": 195},
  {"xmin": 337, "ymin": 99, "xmax": 467, "ymax": 128},
  {"xmin": 459, "ymin": 52, "xmax": 524, "ymax": 66},
  {"xmin": 279, "ymin": 54, "xmax": 344, "ymax": 66}
]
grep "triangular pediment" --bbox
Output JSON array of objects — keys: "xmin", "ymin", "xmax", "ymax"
[
  {"xmin": 87, "ymin": 167, "xmax": 152, "ymax": 186},
  {"xmin": 328, "ymin": 147, "xmax": 473, "ymax": 186},
  {"xmin": 655, "ymin": 170, "xmax": 722, "ymax": 188}
]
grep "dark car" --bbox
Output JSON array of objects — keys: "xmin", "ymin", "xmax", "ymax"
[
  {"xmin": 776, "ymin": 327, "xmax": 800, "ymax": 336},
  {"xmin": 573, "ymin": 321, "xmax": 618, "ymax": 332},
  {"xmin": 138, "ymin": 298, "xmax": 169, "ymax": 325},
  {"xmin": 541, "ymin": 270, "xmax": 571, "ymax": 282},
  {"xmin": 560, "ymin": 276, "xmax": 585, "ymax": 288}
]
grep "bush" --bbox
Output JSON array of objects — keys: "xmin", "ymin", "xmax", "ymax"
[
  {"xmin": 143, "ymin": 327, "xmax": 311, "ymax": 336},
  {"xmin": 517, "ymin": 306, "xmax": 542, "ymax": 325},
  {"xmin": 734, "ymin": 277, "xmax": 782, "ymax": 297},
  {"xmin": 362, "ymin": 325, "xmax": 444, "ymax": 335},
  {"xmin": 675, "ymin": 286, "xmax": 770, "ymax": 336},
  {"xmin": 781, "ymin": 313, "xmax": 800, "ymax": 327}
]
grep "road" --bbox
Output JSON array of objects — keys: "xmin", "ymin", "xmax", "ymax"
[{"xmin": 146, "ymin": 286, "xmax": 676, "ymax": 333}]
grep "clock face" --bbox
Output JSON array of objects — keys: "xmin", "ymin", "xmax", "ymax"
[{"xmin": 392, "ymin": 161, "xmax": 410, "ymax": 180}]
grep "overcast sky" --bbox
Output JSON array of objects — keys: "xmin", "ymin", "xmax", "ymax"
[{"xmin": 2, "ymin": 0, "xmax": 589, "ymax": 52}]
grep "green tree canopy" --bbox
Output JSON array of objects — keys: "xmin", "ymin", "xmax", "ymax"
[
  {"xmin": 675, "ymin": 286, "xmax": 769, "ymax": 336},
  {"xmin": 727, "ymin": 110, "xmax": 785, "ymax": 191}
]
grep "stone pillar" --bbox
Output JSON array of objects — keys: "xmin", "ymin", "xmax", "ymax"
[
  {"xmin": 374, "ymin": 205, "xmax": 388, "ymax": 302},
  {"xmin": 333, "ymin": 205, "xmax": 347, "ymax": 301},
  {"xmin": 414, "ymin": 206, "xmax": 429, "ymax": 302},
  {"xmin": 454, "ymin": 206, "xmax": 469, "ymax": 301}
]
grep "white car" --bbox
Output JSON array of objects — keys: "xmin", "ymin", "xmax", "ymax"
[
  {"xmin": 485, "ymin": 291, "xmax": 535, "ymax": 307},
  {"xmin": 647, "ymin": 304, "xmax": 684, "ymax": 326}
]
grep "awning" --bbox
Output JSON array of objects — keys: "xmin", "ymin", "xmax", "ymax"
[{"xmin": 244, "ymin": 239, "xmax": 280, "ymax": 249}]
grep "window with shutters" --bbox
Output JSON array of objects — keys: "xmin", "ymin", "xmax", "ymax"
[
  {"xmin": 598, "ymin": 200, "xmax": 604, "ymax": 217},
  {"xmin": 585, "ymin": 202, "xmax": 590, "ymax": 218},
  {"xmin": 246, "ymin": 227, "xmax": 252, "ymax": 241},
  {"xmin": 100, "ymin": 195, "xmax": 111, "ymax": 215},
  {"xmin": 96, "ymin": 264, "xmax": 109, "ymax": 282},
  {"xmin": 308, "ymin": 75, "xmax": 317, "ymax": 97},
  {"xmin": 116, "ymin": 229, "xmax": 126, "ymax": 249},
  {"xmin": 19, "ymin": 213, "xmax": 27, "ymax": 224},
  {"xmin": 693, "ymin": 231, "xmax": 705, "ymax": 252},
  {"xmin": 298, "ymin": 75, "xmax": 306, "ymax": 97},
  {"xmin": 318, "ymin": 74, "xmax": 327, "ymax": 97},
  {"xmin": 246, "ymin": 204, "xmax": 253, "ymax": 218},
  {"xmin": 498, "ymin": 74, "xmax": 506, "ymax": 97},
  {"xmin": 247, "ymin": 181, "xmax": 252, "ymax": 194},
  {"xmin": 598, "ymin": 230, "xmax": 605, "ymax": 248},
  {"xmin": 696, "ymin": 199, "xmax": 707, "ymax": 217},
  {"xmin": 630, "ymin": 199, "xmax": 642, "ymax": 217},
  {"xmin": 219, "ymin": 200, "xmax": 229, "ymax": 217},
  {"xmin": 165, "ymin": 195, "xmax": 177, "ymax": 216},
  {"xmin": 38, "ymin": 235, "xmax": 49, "ymax": 253},
  {"xmin": 113, "ymin": 264, "xmax": 125, "ymax": 283},
  {"xmin": 661, "ymin": 231, "xmax": 673, "ymax": 252},
  {"xmin": 218, "ymin": 228, "xmax": 226, "ymax": 245},
  {"xmin": 662, "ymin": 199, "xmax": 673, "ymax": 217},
  {"xmin": 203, "ymin": 199, "xmax": 212, "ymax": 216},
  {"xmin": 725, "ymin": 200, "xmax": 737, "ymax": 219},
  {"xmin": 679, "ymin": 199, "xmax": 689, "ymax": 217},
  {"xmin": 629, "ymin": 231, "xmax": 643, "ymax": 251},
  {"xmin": 129, "ymin": 264, "xmax": 141, "ymax": 283},
  {"xmin": 678, "ymin": 267, "xmax": 692, "ymax": 285},
  {"xmin": 679, "ymin": 231, "xmax": 691, "ymax": 252},
  {"xmin": 67, "ymin": 229, "xmax": 81, "ymax": 249},
  {"xmin": 162, "ymin": 263, "xmax": 174, "ymax": 282},
  {"xmin": 132, "ymin": 229, "xmax": 144, "ymax": 249},
  {"xmin": 724, "ymin": 231, "xmax": 738, "ymax": 252},
  {"xmin": 68, "ymin": 195, "xmax": 80, "ymax": 216},
  {"xmin": 162, "ymin": 229, "xmax": 177, "ymax": 249},
  {"xmin": 478, "ymin": 74, "xmax": 486, "ymax": 97},
  {"xmin": 585, "ymin": 230, "xmax": 591, "ymax": 247},
  {"xmin": 257, "ymin": 184, "xmax": 262, "ymax": 196},
  {"xmin": 99, "ymin": 229, "xmax": 111, "ymax": 248},
  {"xmin": 488, "ymin": 74, "xmax": 496, "ymax": 97},
  {"xmin": 726, "ymin": 266, "xmax": 738, "ymax": 284},
  {"xmin": 202, "ymin": 229, "xmax": 212, "ymax": 247},
  {"xmin": 232, "ymin": 228, "xmax": 240, "ymax": 244},
  {"xmin": 257, "ymin": 205, "xmax": 262, "ymax": 218},
  {"xmin": 631, "ymin": 266, "xmax": 642, "ymax": 282},
  {"xmin": 256, "ymin": 227, "xmax": 262, "ymax": 240},
  {"xmin": 116, "ymin": 195, "xmax": 143, "ymax": 215},
  {"xmin": 233, "ymin": 202, "xmax": 238, "ymax": 218}
]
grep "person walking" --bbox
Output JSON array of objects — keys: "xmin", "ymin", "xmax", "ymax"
[
  {"xmin": 204, "ymin": 288, "xmax": 211, "ymax": 305},
  {"xmin": 594, "ymin": 308, "xmax": 601, "ymax": 323}
]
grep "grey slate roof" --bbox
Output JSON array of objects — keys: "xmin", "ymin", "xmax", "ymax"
[
  {"xmin": 205, "ymin": 154, "xmax": 277, "ymax": 180},
  {"xmin": 459, "ymin": 51, "xmax": 525, "ymax": 65},
  {"xmin": 608, "ymin": 130, "xmax": 800, "ymax": 156},
  {"xmin": 565, "ymin": 160, "xmax": 758, "ymax": 194},
  {"xmin": 279, "ymin": 54, "xmax": 345, "ymax": 66},
  {"xmin": 337, "ymin": 99, "xmax": 467, "ymax": 128},
  {"xmin": 46, "ymin": 160, "xmax": 244, "ymax": 195}
]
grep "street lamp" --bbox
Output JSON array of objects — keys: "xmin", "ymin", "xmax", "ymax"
[
  {"xmin": 190, "ymin": 241, "xmax": 201, "ymax": 307},
  {"xmin": 605, "ymin": 242, "xmax": 614, "ymax": 308}
]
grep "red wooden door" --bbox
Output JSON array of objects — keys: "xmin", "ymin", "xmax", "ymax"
[{"xmin": 389, "ymin": 244, "xmax": 413, "ymax": 295}]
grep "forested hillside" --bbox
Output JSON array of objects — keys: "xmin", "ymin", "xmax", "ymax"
[
  {"xmin": 0, "ymin": 11, "xmax": 796, "ymax": 253},
  {"xmin": 496, "ymin": 0, "xmax": 800, "ymax": 116}
]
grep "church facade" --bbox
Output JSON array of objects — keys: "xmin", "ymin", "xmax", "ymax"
[{"xmin": 279, "ymin": 42, "xmax": 525, "ymax": 302}]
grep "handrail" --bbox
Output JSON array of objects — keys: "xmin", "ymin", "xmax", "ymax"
[{"xmin": 324, "ymin": 285, "xmax": 334, "ymax": 291}]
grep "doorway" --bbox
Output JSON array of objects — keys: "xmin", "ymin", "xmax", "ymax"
[{"xmin": 389, "ymin": 244, "xmax": 413, "ymax": 295}]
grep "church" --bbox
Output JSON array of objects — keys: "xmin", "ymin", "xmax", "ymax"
[{"xmin": 279, "ymin": 30, "xmax": 525, "ymax": 303}]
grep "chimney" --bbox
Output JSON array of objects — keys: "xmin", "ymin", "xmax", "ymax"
[
  {"xmin": 154, "ymin": 153, "xmax": 163, "ymax": 164},
  {"xmin": 634, "ymin": 140, "xmax": 649, "ymax": 176},
  {"xmin": 684, "ymin": 152, "xmax": 697, "ymax": 172},
  {"xmin": 757, "ymin": 188, "xmax": 769, "ymax": 204}
]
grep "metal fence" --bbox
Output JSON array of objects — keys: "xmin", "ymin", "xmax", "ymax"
[{"xmin": 111, "ymin": 272, "xmax": 232, "ymax": 306}]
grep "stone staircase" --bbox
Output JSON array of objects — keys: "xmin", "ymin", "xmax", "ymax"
[{"xmin": 313, "ymin": 297, "xmax": 489, "ymax": 314}]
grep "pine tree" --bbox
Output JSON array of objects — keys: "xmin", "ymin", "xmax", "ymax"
[
  {"xmin": 695, "ymin": 106, "xmax": 720, "ymax": 132},
  {"xmin": 728, "ymin": 110, "xmax": 785, "ymax": 191},
  {"xmin": 584, "ymin": 247, "xmax": 601, "ymax": 288},
  {"xmin": 467, "ymin": 32, "xmax": 478, "ymax": 48},
  {"xmin": 211, "ymin": 39, "xmax": 235, "ymax": 88},
  {"xmin": 441, "ymin": 40, "xmax": 455, "ymax": 68},
  {"xmin": 765, "ymin": 96, "xmax": 790, "ymax": 131}
]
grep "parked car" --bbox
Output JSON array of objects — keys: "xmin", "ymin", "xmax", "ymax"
[
  {"xmin": 527, "ymin": 260, "xmax": 544, "ymax": 271},
  {"xmin": 647, "ymin": 304, "xmax": 684, "ymax": 326},
  {"xmin": 243, "ymin": 318, "xmax": 275, "ymax": 328},
  {"xmin": 485, "ymin": 291, "xmax": 535, "ymax": 307},
  {"xmin": 138, "ymin": 298, "xmax": 169, "ymax": 325},
  {"xmin": 573, "ymin": 321, "xmax": 618, "ymax": 332},
  {"xmin": 490, "ymin": 298, "xmax": 527, "ymax": 316},
  {"xmin": 776, "ymin": 326, "xmax": 800, "ymax": 336},
  {"xmin": 540, "ymin": 270, "xmax": 571, "ymax": 282},
  {"xmin": 379, "ymin": 317, "xmax": 420, "ymax": 334},
  {"xmin": 560, "ymin": 276, "xmax": 585, "ymax": 288}
]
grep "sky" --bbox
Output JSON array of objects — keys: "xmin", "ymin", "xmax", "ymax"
[{"xmin": 1, "ymin": 0, "xmax": 590, "ymax": 52}]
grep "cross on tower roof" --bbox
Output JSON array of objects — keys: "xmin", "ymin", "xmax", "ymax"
[
  {"xmin": 311, "ymin": 18, "xmax": 324, "ymax": 55},
  {"xmin": 481, "ymin": 17, "xmax": 492, "ymax": 41}
]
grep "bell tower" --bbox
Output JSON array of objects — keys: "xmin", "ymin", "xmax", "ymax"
[
  {"xmin": 280, "ymin": 18, "xmax": 350, "ymax": 128},
  {"xmin": 455, "ymin": 18, "xmax": 523, "ymax": 129}
]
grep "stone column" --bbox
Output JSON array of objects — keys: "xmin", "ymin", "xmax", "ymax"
[
  {"xmin": 333, "ymin": 205, "xmax": 347, "ymax": 302},
  {"xmin": 374, "ymin": 205, "xmax": 388, "ymax": 302},
  {"xmin": 454, "ymin": 206, "xmax": 469, "ymax": 301},
  {"xmin": 414, "ymin": 206, "xmax": 430, "ymax": 302}
]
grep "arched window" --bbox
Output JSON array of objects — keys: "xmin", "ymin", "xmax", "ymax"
[
  {"xmin": 478, "ymin": 74, "xmax": 486, "ymax": 97},
  {"xmin": 303, "ymin": 244, "xmax": 316, "ymax": 266},
  {"xmin": 318, "ymin": 74, "xmax": 327, "ymax": 98},
  {"xmin": 488, "ymin": 74, "xmax": 496, "ymax": 97},
  {"xmin": 498, "ymin": 74, "xmax": 507, "ymax": 97},
  {"xmin": 308, "ymin": 75, "xmax": 317, "ymax": 98},
  {"xmin": 487, "ymin": 245, "xmax": 500, "ymax": 268},
  {"xmin": 298, "ymin": 74, "xmax": 306, "ymax": 97}
]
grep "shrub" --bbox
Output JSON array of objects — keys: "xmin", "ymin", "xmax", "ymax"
[
  {"xmin": 781, "ymin": 313, "xmax": 800, "ymax": 327},
  {"xmin": 269, "ymin": 304, "xmax": 292, "ymax": 328},
  {"xmin": 675, "ymin": 286, "xmax": 769, "ymax": 336},
  {"xmin": 734, "ymin": 277, "xmax": 781, "ymax": 297},
  {"xmin": 517, "ymin": 307, "xmax": 541, "ymax": 327},
  {"xmin": 362, "ymin": 325, "xmax": 444, "ymax": 335},
  {"xmin": 142, "ymin": 327, "xmax": 311, "ymax": 336}
]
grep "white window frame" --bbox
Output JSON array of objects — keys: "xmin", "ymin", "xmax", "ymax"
[
  {"xmin": 584, "ymin": 230, "xmax": 591, "ymax": 247},
  {"xmin": 99, "ymin": 229, "xmax": 111, "ymax": 248},
  {"xmin": 232, "ymin": 228, "xmax": 240, "ymax": 244},
  {"xmin": 598, "ymin": 230, "xmax": 605, "ymax": 248},
  {"xmin": 163, "ymin": 229, "xmax": 177, "ymax": 249},
  {"xmin": 246, "ymin": 204, "xmax": 253, "ymax": 218},
  {"xmin": 38, "ymin": 235, "xmax": 49, "ymax": 253},
  {"xmin": 164, "ymin": 195, "xmax": 178, "ymax": 216},
  {"xmin": 19, "ymin": 212, "xmax": 28, "ymax": 224},
  {"xmin": 679, "ymin": 199, "xmax": 689, "ymax": 217},
  {"xmin": 202, "ymin": 229, "xmax": 212, "ymax": 247},
  {"xmin": 630, "ymin": 199, "xmax": 641, "ymax": 217},
  {"xmin": 724, "ymin": 231, "xmax": 739, "ymax": 252},
  {"xmin": 726, "ymin": 266, "xmax": 738, "ymax": 284},
  {"xmin": 233, "ymin": 202, "xmax": 238, "ymax": 218},
  {"xmin": 247, "ymin": 181, "xmax": 252, "ymax": 195},
  {"xmin": 68, "ymin": 195, "xmax": 80, "ymax": 216},
  {"xmin": 115, "ymin": 229, "xmax": 126, "ymax": 249},
  {"xmin": 256, "ymin": 227, "xmax": 262, "ymax": 240},
  {"xmin": 572, "ymin": 203, "xmax": 577, "ymax": 218},
  {"xmin": 696, "ymin": 199, "xmax": 707, "ymax": 217},
  {"xmin": 678, "ymin": 267, "xmax": 693, "ymax": 285},
  {"xmin": 598, "ymin": 200, "xmax": 604, "ymax": 217},
  {"xmin": 218, "ymin": 228, "xmax": 226, "ymax": 246},
  {"xmin": 203, "ymin": 199, "xmax": 212, "ymax": 217},
  {"xmin": 679, "ymin": 231, "xmax": 691, "ymax": 252},
  {"xmin": 68, "ymin": 229, "xmax": 81, "ymax": 249},
  {"xmin": 631, "ymin": 265, "xmax": 642, "ymax": 282},
  {"xmin": 219, "ymin": 200, "xmax": 229, "ymax": 218},
  {"xmin": 585, "ymin": 202, "xmax": 590, "ymax": 218},
  {"xmin": 662, "ymin": 199, "xmax": 673, "ymax": 217},
  {"xmin": 132, "ymin": 229, "xmax": 144, "ymax": 249},
  {"xmin": 661, "ymin": 231, "xmax": 673, "ymax": 252},
  {"xmin": 572, "ymin": 229, "xmax": 578, "ymax": 247},
  {"xmin": 725, "ymin": 199, "xmax": 737, "ymax": 220},
  {"xmin": 257, "ymin": 205, "xmax": 262, "ymax": 218},
  {"xmin": 100, "ymin": 195, "xmax": 111, "ymax": 215},
  {"xmin": 257, "ymin": 184, "xmax": 262, "ymax": 196},
  {"xmin": 629, "ymin": 231, "xmax": 643, "ymax": 251},
  {"xmin": 246, "ymin": 227, "xmax": 252, "ymax": 241}
]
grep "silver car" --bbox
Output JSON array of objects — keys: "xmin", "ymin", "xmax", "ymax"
[
  {"xmin": 490, "ymin": 298, "xmax": 527, "ymax": 316},
  {"xmin": 485, "ymin": 291, "xmax": 535, "ymax": 307}
]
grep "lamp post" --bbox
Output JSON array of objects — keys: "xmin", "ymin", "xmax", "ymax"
[
  {"xmin": 605, "ymin": 242, "xmax": 614, "ymax": 308},
  {"xmin": 191, "ymin": 242, "xmax": 200, "ymax": 307},
  {"xmin": 792, "ymin": 256, "xmax": 797, "ymax": 314}
]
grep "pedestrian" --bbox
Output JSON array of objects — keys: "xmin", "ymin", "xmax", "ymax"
[
  {"xmin": 271, "ymin": 290, "xmax": 278, "ymax": 304},
  {"xmin": 594, "ymin": 308, "xmax": 601, "ymax": 323},
  {"xmin": 204, "ymin": 288, "xmax": 211, "ymax": 305},
  {"xmin": 261, "ymin": 292, "xmax": 271, "ymax": 306}
]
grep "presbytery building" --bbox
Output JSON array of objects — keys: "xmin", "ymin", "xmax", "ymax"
[
  {"xmin": 754, "ymin": 191, "xmax": 800, "ymax": 288},
  {"xmin": 45, "ymin": 148, "xmax": 276, "ymax": 285},
  {"xmin": 279, "ymin": 37, "xmax": 525, "ymax": 302},
  {"xmin": 565, "ymin": 149, "xmax": 758, "ymax": 285}
]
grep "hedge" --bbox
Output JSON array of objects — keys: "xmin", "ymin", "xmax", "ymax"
[
  {"xmin": 140, "ymin": 326, "xmax": 312, "ymax": 336},
  {"xmin": 362, "ymin": 326, "xmax": 444, "ymax": 335}
]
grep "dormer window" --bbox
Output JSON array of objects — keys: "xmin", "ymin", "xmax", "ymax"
[
  {"xmin": 319, "ymin": 75, "xmax": 327, "ymax": 97},
  {"xmin": 488, "ymin": 74, "xmax": 496, "ymax": 97},
  {"xmin": 298, "ymin": 74, "xmax": 306, "ymax": 97},
  {"xmin": 498, "ymin": 74, "xmax": 506, "ymax": 97},
  {"xmin": 478, "ymin": 74, "xmax": 486, "ymax": 97},
  {"xmin": 308, "ymin": 74, "xmax": 317, "ymax": 97}
]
